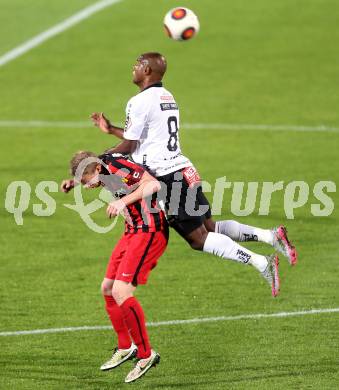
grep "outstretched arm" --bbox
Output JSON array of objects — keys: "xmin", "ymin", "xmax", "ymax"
[
  {"xmin": 91, "ymin": 112, "xmax": 137, "ymax": 154},
  {"xmin": 91, "ymin": 112, "xmax": 124, "ymax": 139}
]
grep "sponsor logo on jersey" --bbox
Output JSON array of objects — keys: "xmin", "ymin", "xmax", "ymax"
[
  {"xmin": 182, "ymin": 166, "xmax": 201, "ymax": 187},
  {"xmin": 160, "ymin": 103, "xmax": 178, "ymax": 111},
  {"xmin": 160, "ymin": 95, "xmax": 174, "ymax": 101}
]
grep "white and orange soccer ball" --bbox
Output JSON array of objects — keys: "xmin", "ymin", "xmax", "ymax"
[{"xmin": 164, "ymin": 7, "xmax": 200, "ymax": 41}]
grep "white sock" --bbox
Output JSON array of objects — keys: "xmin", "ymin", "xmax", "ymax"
[
  {"xmin": 203, "ymin": 232, "xmax": 268, "ymax": 272},
  {"xmin": 215, "ymin": 220, "xmax": 274, "ymax": 245}
]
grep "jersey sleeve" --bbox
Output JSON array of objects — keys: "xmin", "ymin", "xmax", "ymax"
[
  {"xmin": 123, "ymin": 96, "xmax": 149, "ymax": 141},
  {"xmin": 107, "ymin": 157, "xmax": 145, "ymax": 187}
]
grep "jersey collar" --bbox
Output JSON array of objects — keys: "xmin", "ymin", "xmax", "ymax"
[{"xmin": 141, "ymin": 82, "xmax": 163, "ymax": 92}]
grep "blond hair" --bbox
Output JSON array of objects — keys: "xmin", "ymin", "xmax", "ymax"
[{"xmin": 70, "ymin": 151, "xmax": 98, "ymax": 176}]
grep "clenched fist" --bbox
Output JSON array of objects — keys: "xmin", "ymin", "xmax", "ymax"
[{"xmin": 60, "ymin": 179, "xmax": 75, "ymax": 193}]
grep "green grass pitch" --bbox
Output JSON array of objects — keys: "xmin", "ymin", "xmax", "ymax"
[{"xmin": 0, "ymin": 0, "xmax": 338, "ymax": 388}]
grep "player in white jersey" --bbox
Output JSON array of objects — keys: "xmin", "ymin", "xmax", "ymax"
[
  {"xmin": 91, "ymin": 52, "xmax": 298, "ymax": 297},
  {"xmin": 123, "ymin": 81, "xmax": 190, "ymax": 177}
]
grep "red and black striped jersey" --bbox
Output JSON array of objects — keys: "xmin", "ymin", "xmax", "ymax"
[{"xmin": 99, "ymin": 153, "xmax": 167, "ymax": 234}]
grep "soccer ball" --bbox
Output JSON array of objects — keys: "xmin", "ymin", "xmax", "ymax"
[{"xmin": 164, "ymin": 7, "xmax": 200, "ymax": 41}]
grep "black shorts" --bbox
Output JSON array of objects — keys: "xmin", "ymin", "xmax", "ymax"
[{"xmin": 157, "ymin": 167, "xmax": 212, "ymax": 237}]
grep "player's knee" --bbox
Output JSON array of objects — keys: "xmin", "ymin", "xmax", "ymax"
[
  {"xmin": 189, "ymin": 238, "xmax": 204, "ymax": 251},
  {"xmin": 187, "ymin": 230, "xmax": 209, "ymax": 251},
  {"xmin": 101, "ymin": 280, "xmax": 113, "ymax": 296},
  {"xmin": 112, "ymin": 285, "xmax": 127, "ymax": 305},
  {"xmin": 204, "ymin": 218, "xmax": 216, "ymax": 232}
]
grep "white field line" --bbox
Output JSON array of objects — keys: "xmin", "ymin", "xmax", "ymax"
[
  {"xmin": 0, "ymin": 0, "xmax": 123, "ymax": 67},
  {"xmin": 1, "ymin": 307, "xmax": 339, "ymax": 337},
  {"xmin": 0, "ymin": 120, "xmax": 90, "ymax": 128},
  {"xmin": 184, "ymin": 123, "xmax": 339, "ymax": 133},
  {"xmin": 0, "ymin": 120, "xmax": 338, "ymax": 133}
]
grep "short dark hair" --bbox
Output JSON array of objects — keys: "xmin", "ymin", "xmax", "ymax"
[
  {"xmin": 70, "ymin": 151, "xmax": 98, "ymax": 176},
  {"xmin": 139, "ymin": 52, "xmax": 167, "ymax": 77}
]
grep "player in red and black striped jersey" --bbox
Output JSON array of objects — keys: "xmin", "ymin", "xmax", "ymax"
[
  {"xmin": 99, "ymin": 152, "xmax": 167, "ymax": 234},
  {"xmin": 61, "ymin": 151, "xmax": 167, "ymax": 383}
]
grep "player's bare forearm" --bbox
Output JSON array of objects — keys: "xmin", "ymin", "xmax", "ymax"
[
  {"xmin": 107, "ymin": 125, "xmax": 124, "ymax": 139},
  {"xmin": 107, "ymin": 139, "xmax": 137, "ymax": 155},
  {"xmin": 91, "ymin": 112, "xmax": 124, "ymax": 139},
  {"xmin": 106, "ymin": 172, "xmax": 160, "ymax": 218},
  {"xmin": 122, "ymin": 172, "xmax": 161, "ymax": 207}
]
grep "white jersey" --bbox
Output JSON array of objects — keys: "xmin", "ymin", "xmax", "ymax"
[{"xmin": 123, "ymin": 83, "xmax": 192, "ymax": 177}]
